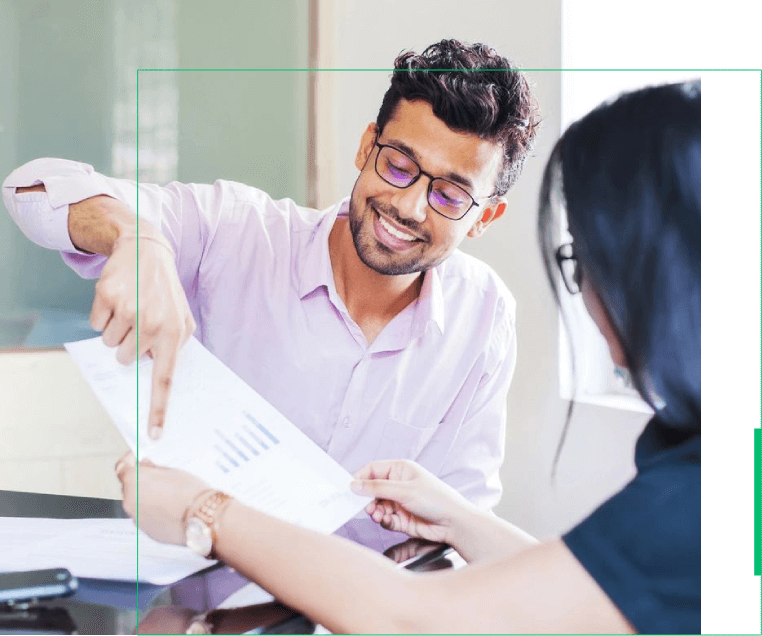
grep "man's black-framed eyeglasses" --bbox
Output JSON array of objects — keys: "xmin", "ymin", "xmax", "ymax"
[
  {"xmin": 373, "ymin": 142, "xmax": 482, "ymax": 221},
  {"xmin": 555, "ymin": 243, "xmax": 582, "ymax": 295}
]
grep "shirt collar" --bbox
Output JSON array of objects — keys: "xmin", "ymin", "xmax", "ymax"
[
  {"xmin": 412, "ymin": 266, "xmax": 445, "ymax": 338},
  {"xmin": 296, "ymin": 199, "xmax": 345, "ymax": 300},
  {"xmin": 296, "ymin": 197, "xmax": 446, "ymax": 339}
]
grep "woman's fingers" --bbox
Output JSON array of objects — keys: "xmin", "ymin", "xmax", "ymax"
[
  {"xmin": 353, "ymin": 460, "xmax": 396, "ymax": 481},
  {"xmin": 354, "ymin": 459, "xmax": 421, "ymax": 481},
  {"xmin": 115, "ymin": 451, "xmax": 137, "ymax": 480},
  {"xmin": 351, "ymin": 477, "xmax": 411, "ymax": 505}
]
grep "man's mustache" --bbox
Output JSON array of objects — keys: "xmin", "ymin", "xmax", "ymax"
[{"xmin": 368, "ymin": 198, "xmax": 429, "ymax": 241}]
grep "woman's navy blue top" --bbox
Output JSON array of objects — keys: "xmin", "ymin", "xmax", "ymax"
[{"xmin": 563, "ymin": 416, "xmax": 700, "ymax": 634}]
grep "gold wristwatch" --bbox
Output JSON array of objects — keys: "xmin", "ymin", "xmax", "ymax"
[{"xmin": 184, "ymin": 490, "xmax": 232, "ymax": 559}]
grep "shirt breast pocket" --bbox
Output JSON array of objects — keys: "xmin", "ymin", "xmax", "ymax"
[{"xmin": 374, "ymin": 418, "xmax": 438, "ymax": 461}]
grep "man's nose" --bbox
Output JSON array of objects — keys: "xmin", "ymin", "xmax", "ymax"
[{"xmin": 391, "ymin": 177, "xmax": 429, "ymax": 224}]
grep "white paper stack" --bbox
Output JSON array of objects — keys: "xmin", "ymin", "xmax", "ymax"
[{"xmin": 0, "ymin": 517, "xmax": 213, "ymax": 584}]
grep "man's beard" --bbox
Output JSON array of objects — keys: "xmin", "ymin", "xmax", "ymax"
[{"xmin": 347, "ymin": 193, "xmax": 433, "ymax": 276}]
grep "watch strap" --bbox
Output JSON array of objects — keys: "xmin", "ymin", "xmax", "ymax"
[{"xmin": 185, "ymin": 490, "xmax": 232, "ymax": 559}]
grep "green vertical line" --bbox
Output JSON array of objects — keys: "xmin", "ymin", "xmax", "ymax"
[
  {"xmin": 756, "ymin": 430, "xmax": 761, "ymax": 575},
  {"xmin": 135, "ymin": 67, "xmax": 140, "ymax": 618},
  {"xmin": 754, "ymin": 73, "xmax": 762, "ymax": 584}
]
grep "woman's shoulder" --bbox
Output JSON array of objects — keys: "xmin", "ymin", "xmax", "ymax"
[{"xmin": 634, "ymin": 414, "xmax": 700, "ymax": 470}]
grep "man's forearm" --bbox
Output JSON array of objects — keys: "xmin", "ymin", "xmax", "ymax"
[
  {"xmin": 67, "ymin": 194, "xmax": 141, "ymax": 256},
  {"xmin": 16, "ymin": 184, "xmax": 156, "ymax": 256}
]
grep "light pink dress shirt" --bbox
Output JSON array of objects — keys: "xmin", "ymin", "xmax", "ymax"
[{"xmin": 3, "ymin": 158, "xmax": 517, "ymax": 548}]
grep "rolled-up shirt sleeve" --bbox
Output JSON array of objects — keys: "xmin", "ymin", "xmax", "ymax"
[
  {"xmin": 3, "ymin": 157, "xmax": 142, "ymax": 244},
  {"xmin": 2, "ymin": 158, "xmax": 227, "ymax": 293}
]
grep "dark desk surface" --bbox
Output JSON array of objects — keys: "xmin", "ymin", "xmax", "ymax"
[{"xmin": 0, "ymin": 490, "xmax": 456, "ymax": 634}]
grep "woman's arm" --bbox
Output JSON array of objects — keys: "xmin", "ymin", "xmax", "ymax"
[
  {"xmin": 119, "ymin": 460, "xmax": 635, "ymax": 634},
  {"xmin": 214, "ymin": 499, "xmax": 420, "ymax": 634},
  {"xmin": 214, "ymin": 499, "xmax": 633, "ymax": 634},
  {"xmin": 413, "ymin": 539, "xmax": 635, "ymax": 634}
]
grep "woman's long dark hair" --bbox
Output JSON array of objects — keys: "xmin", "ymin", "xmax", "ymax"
[{"xmin": 539, "ymin": 81, "xmax": 701, "ymax": 436}]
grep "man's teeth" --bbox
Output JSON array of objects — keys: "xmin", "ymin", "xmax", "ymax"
[{"xmin": 379, "ymin": 215, "xmax": 416, "ymax": 241}]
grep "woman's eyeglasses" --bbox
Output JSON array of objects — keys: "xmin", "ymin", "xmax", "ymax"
[{"xmin": 555, "ymin": 243, "xmax": 582, "ymax": 294}]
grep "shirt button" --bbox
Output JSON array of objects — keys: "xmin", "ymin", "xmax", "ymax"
[{"xmin": 341, "ymin": 417, "xmax": 350, "ymax": 428}]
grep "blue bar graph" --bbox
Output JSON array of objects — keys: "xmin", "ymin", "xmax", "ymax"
[
  {"xmin": 212, "ymin": 413, "xmax": 281, "ymax": 474},
  {"xmin": 256, "ymin": 421, "xmax": 279, "ymax": 445},
  {"xmin": 215, "ymin": 428, "xmax": 249, "ymax": 462},
  {"xmin": 235, "ymin": 432, "xmax": 260, "ymax": 457},
  {"xmin": 214, "ymin": 444, "xmax": 239, "ymax": 468},
  {"xmin": 243, "ymin": 412, "xmax": 280, "ymax": 445},
  {"xmin": 243, "ymin": 423, "xmax": 269, "ymax": 450}
]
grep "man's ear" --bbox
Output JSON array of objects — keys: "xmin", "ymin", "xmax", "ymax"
[
  {"xmin": 354, "ymin": 123, "xmax": 379, "ymax": 171},
  {"xmin": 467, "ymin": 200, "xmax": 507, "ymax": 238}
]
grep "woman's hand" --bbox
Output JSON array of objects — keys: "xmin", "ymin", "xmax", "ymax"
[
  {"xmin": 115, "ymin": 452, "xmax": 209, "ymax": 545},
  {"xmin": 351, "ymin": 460, "xmax": 478, "ymax": 546}
]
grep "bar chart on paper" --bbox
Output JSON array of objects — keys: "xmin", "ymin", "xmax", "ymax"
[
  {"xmin": 65, "ymin": 337, "xmax": 369, "ymax": 535},
  {"xmin": 213, "ymin": 413, "xmax": 280, "ymax": 473}
]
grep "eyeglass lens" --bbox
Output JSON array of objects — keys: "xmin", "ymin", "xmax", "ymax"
[
  {"xmin": 376, "ymin": 146, "xmax": 472, "ymax": 219},
  {"xmin": 560, "ymin": 259, "xmax": 580, "ymax": 294},
  {"xmin": 556, "ymin": 243, "xmax": 582, "ymax": 294}
]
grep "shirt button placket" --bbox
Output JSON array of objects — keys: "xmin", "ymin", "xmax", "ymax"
[{"xmin": 328, "ymin": 353, "xmax": 370, "ymax": 456}]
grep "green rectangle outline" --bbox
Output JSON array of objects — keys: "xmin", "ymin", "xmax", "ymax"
[{"xmin": 135, "ymin": 68, "xmax": 736, "ymax": 633}]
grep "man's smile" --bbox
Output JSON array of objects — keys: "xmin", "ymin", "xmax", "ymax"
[{"xmin": 371, "ymin": 205, "xmax": 424, "ymax": 252}]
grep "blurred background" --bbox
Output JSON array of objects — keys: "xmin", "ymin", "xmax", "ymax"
[{"xmin": 0, "ymin": 0, "xmax": 700, "ymax": 540}]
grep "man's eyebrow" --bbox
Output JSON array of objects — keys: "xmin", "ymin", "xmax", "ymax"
[{"xmin": 384, "ymin": 137, "xmax": 476, "ymax": 193}]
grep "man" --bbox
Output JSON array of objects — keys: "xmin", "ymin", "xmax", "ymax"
[{"xmin": 3, "ymin": 40, "xmax": 538, "ymax": 538}]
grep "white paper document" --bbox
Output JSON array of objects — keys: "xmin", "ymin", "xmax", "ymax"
[
  {"xmin": 0, "ymin": 517, "xmax": 212, "ymax": 585},
  {"xmin": 65, "ymin": 336, "xmax": 369, "ymax": 535}
]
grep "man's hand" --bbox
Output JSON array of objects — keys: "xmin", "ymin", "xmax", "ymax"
[
  {"xmin": 91, "ymin": 232, "xmax": 195, "ymax": 439},
  {"xmin": 351, "ymin": 460, "xmax": 478, "ymax": 546},
  {"xmin": 15, "ymin": 188, "xmax": 194, "ymax": 438}
]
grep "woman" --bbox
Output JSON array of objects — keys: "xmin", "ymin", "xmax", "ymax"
[{"xmin": 118, "ymin": 81, "xmax": 700, "ymax": 634}]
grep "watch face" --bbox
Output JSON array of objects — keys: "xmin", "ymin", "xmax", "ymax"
[{"xmin": 186, "ymin": 516, "xmax": 213, "ymax": 557}]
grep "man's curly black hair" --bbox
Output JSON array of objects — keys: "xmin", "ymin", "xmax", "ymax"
[{"xmin": 376, "ymin": 39, "xmax": 540, "ymax": 198}]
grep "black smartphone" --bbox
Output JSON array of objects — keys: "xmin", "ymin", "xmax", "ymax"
[{"xmin": 0, "ymin": 569, "xmax": 78, "ymax": 605}]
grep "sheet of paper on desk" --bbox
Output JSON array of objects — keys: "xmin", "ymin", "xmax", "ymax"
[
  {"xmin": 64, "ymin": 336, "xmax": 370, "ymax": 535},
  {"xmin": 0, "ymin": 518, "xmax": 213, "ymax": 584}
]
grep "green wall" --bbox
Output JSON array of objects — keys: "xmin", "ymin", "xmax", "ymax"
[
  {"xmin": 175, "ymin": 0, "xmax": 309, "ymax": 200},
  {"xmin": 0, "ymin": 0, "xmax": 113, "ymax": 317},
  {"xmin": 0, "ymin": 0, "xmax": 309, "ymax": 345}
]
